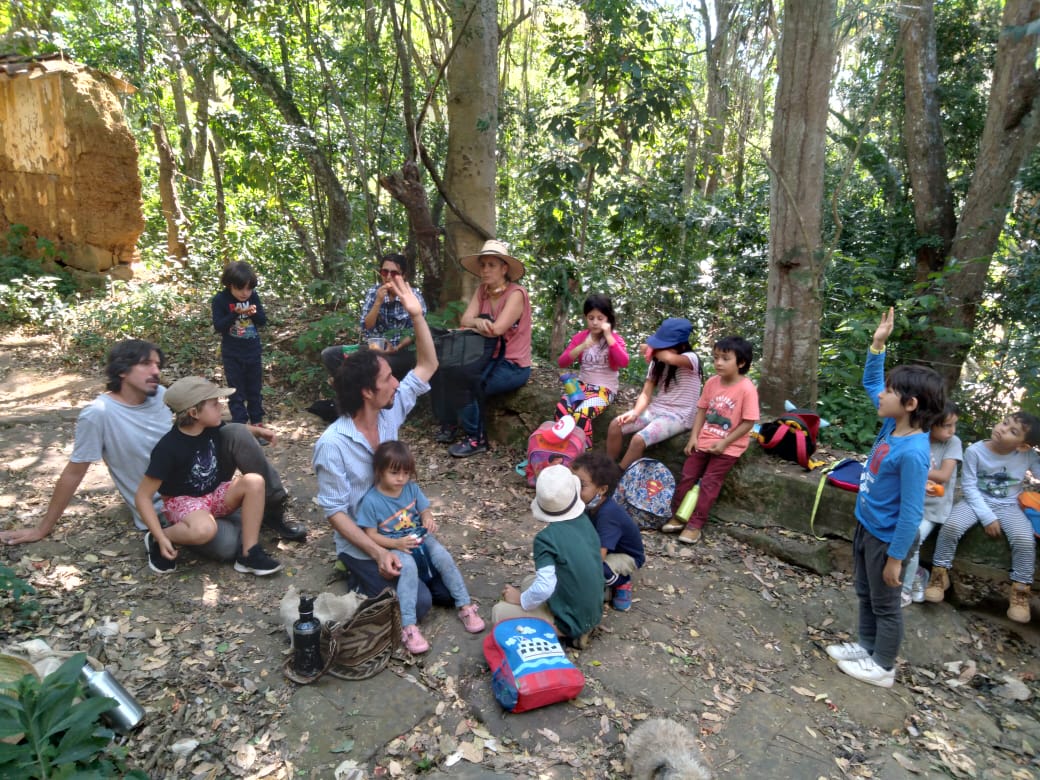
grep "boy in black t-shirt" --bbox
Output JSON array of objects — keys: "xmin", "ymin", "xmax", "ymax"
[{"xmin": 135, "ymin": 377, "xmax": 282, "ymax": 576}]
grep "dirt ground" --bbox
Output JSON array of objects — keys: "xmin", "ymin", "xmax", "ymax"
[{"xmin": 2, "ymin": 331, "xmax": 1040, "ymax": 779}]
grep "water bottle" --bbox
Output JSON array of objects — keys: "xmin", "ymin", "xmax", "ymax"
[
  {"xmin": 293, "ymin": 595, "xmax": 324, "ymax": 677},
  {"xmin": 675, "ymin": 484, "xmax": 700, "ymax": 522},
  {"xmin": 560, "ymin": 373, "xmax": 585, "ymax": 406},
  {"xmin": 80, "ymin": 663, "xmax": 145, "ymax": 734}
]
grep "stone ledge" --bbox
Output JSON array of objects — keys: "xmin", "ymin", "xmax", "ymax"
[{"xmin": 483, "ymin": 368, "xmax": 1011, "ymax": 581}]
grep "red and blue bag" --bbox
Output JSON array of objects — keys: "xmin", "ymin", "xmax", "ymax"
[
  {"xmin": 525, "ymin": 418, "xmax": 588, "ymax": 487},
  {"xmin": 758, "ymin": 410, "xmax": 821, "ymax": 470},
  {"xmin": 483, "ymin": 618, "xmax": 585, "ymax": 713},
  {"xmin": 825, "ymin": 458, "xmax": 863, "ymax": 492},
  {"xmin": 615, "ymin": 458, "xmax": 676, "ymax": 531}
]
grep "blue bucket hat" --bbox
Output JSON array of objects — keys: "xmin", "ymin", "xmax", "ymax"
[{"xmin": 646, "ymin": 318, "xmax": 693, "ymax": 349}]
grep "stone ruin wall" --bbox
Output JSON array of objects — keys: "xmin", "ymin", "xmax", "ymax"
[{"xmin": 0, "ymin": 58, "xmax": 144, "ymax": 282}]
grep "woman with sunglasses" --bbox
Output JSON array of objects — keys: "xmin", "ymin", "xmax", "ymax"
[{"xmin": 321, "ymin": 253, "xmax": 427, "ymax": 380}]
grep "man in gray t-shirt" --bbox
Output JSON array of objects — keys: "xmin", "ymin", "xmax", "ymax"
[{"xmin": 0, "ymin": 339, "xmax": 304, "ymax": 558}]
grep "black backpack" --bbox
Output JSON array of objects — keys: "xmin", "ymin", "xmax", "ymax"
[{"xmin": 757, "ymin": 410, "xmax": 821, "ymax": 470}]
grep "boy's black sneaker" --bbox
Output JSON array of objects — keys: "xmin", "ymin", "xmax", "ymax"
[
  {"xmin": 234, "ymin": 544, "xmax": 283, "ymax": 576},
  {"xmin": 144, "ymin": 531, "xmax": 176, "ymax": 574}
]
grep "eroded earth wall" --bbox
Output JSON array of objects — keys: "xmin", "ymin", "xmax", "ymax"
[{"xmin": 0, "ymin": 58, "xmax": 143, "ymax": 278}]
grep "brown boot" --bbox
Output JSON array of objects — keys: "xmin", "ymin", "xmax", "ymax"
[
  {"xmin": 924, "ymin": 567, "xmax": 950, "ymax": 603},
  {"xmin": 1007, "ymin": 582, "xmax": 1031, "ymax": 623}
]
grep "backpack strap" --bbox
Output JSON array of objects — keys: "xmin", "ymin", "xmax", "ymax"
[
  {"xmin": 762, "ymin": 422, "xmax": 810, "ymax": 469},
  {"xmin": 809, "ymin": 462, "xmax": 837, "ymax": 541}
]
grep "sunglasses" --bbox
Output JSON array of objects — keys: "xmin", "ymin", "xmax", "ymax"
[{"xmin": 379, "ymin": 269, "xmax": 402, "ymax": 278}]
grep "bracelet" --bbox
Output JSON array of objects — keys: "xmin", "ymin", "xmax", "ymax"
[{"xmin": 869, "ymin": 345, "xmax": 885, "ymax": 355}]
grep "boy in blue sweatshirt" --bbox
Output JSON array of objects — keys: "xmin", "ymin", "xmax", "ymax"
[{"xmin": 825, "ymin": 308, "xmax": 946, "ymax": 688}]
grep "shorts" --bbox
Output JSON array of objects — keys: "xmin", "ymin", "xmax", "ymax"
[
  {"xmin": 620, "ymin": 410, "xmax": 689, "ymax": 447},
  {"xmin": 162, "ymin": 482, "xmax": 234, "ymax": 526}
]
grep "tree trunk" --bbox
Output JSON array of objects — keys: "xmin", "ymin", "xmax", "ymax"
[
  {"xmin": 935, "ymin": 0, "xmax": 1040, "ymax": 388},
  {"xmin": 379, "ymin": 160, "xmax": 443, "ymax": 306},
  {"xmin": 760, "ymin": 0, "xmax": 836, "ymax": 414},
  {"xmin": 902, "ymin": 0, "xmax": 957, "ymax": 282},
  {"xmin": 152, "ymin": 121, "xmax": 189, "ymax": 262},
  {"xmin": 180, "ymin": 0, "xmax": 352, "ymax": 279},
  {"xmin": 442, "ymin": 0, "xmax": 498, "ymax": 310}
]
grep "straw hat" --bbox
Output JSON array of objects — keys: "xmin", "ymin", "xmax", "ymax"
[
  {"xmin": 531, "ymin": 464, "xmax": 586, "ymax": 523},
  {"xmin": 459, "ymin": 239, "xmax": 526, "ymax": 281}
]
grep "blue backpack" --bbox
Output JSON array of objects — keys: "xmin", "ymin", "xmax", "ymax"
[{"xmin": 615, "ymin": 458, "xmax": 676, "ymax": 531}]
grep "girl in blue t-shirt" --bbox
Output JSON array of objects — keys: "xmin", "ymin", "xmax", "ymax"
[{"xmin": 356, "ymin": 441, "xmax": 485, "ymax": 654}]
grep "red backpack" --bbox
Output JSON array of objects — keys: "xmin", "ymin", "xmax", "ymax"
[{"xmin": 525, "ymin": 418, "xmax": 588, "ymax": 487}]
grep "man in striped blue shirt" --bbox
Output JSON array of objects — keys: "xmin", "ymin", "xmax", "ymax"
[{"xmin": 313, "ymin": 274, "xmax": 441, "ymax": 616}]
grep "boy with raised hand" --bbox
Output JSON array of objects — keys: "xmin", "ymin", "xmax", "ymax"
[{"xmin": 825, "ymin": 308, "xmax": 946, "ymax": 688}]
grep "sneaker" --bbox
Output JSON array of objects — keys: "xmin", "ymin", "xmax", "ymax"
[
  {"xmin": 449, "ymin": 437, "xmax": 489, "ymax": 458},
  {"xmin": 825, "ymin": 641, "xmax": 869, "ymax": 662},
  {"xmin": 678, "ymin": 526, "xmax": 702, "ymax": 545},
  {"xmin": 234, "ymin": 544, "xmax": 283, "ymax": 576},
  {"xmin": 458, "ymin": 605, "xmax": 485, "ymax": 633},
  {"xmin": 263, "ymin": 503, "xmax": 307, "ymax": 542},
  {"xmin": 434, "ymin": 425, "xmax": 458, "ymax": 444},
  {"xmin": 660, "ymin": 517, "xmax": 686, "ymax": 533},
  {"xmin": 612, "ymin": 582, "xmax": 633, "ymax": 611},
  {"xmin": 144, "ymin": 531, "xmax": 176, "ymax": 574},
  {"xmin": 401, "ymin": 624, "xmax": 430, "ymax": 653},
  {"xmin": 910, "ymin": 569, "xmax": 930, "ymax": 603},
  {"xmin": 837, "ymin": 656, "xmax": 895, "ymax": 688},
  {"xmin": 900, "ymin": 591, "xmax": 913, "ymax": 609}
]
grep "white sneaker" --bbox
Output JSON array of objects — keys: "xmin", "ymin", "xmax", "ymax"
[
  {"xmin": 901, "ymin": 590, "xmax": 913, "ymax": 609},
  {"xmin": 825, "ymin": 641, "xmax": 870, "ymax": 662},
  {"xmin": 837, "ymin": 656, "xmax": 895, "ymax": 688}
]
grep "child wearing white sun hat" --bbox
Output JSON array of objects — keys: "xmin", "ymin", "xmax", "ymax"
[{"xmin": 491, "ymin": 465, "xmax": 604, "ymax": 647}]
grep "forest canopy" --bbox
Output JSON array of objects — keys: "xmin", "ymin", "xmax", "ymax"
[{"xmin": 1, "ymin": 0, "xmax": 1038, "ymax": 450}]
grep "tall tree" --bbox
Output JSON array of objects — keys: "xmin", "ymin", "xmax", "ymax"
[
  {"xmin": 179, "ymin": 0, "xmax": 353, "ymax": 279},
  {"xmin": 904, "ymin": 0, "xmax": 1040, "ymax": 387},
  {"xmin": 441, "ymin": 0, "xmax": 498, "ymax": 307},
  {"xmin": 760, "ymin": 0, "xmax": 836, "ymax": 412}
]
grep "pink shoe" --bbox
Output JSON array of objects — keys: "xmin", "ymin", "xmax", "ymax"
[
  {"xmin": 458, "ymin": 604, "xmax": 485, "ymax": 633},
  {"xmin": 401, "ymin": 624, "xmax": 429, "ymax": 654}
]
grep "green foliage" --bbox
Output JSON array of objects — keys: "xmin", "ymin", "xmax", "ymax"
[
  {"xmin": 0, "ymin": 563, "xmax": 37, "ymax": 620},
  {"xmin": 0, "ymin": 227, "xmax": 78, "ymax": 327},
  {"xmin": 0, "ymin": 653, "xmax": 147, "ymax": 779}
]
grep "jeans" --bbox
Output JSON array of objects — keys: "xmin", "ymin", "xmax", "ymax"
[
  {"xmin": 853, "ymin": 523, "xmax": 904, "ymax": 670},
  {"xmin": 393, "ymin": 536, "xmax": 471, "ymax": 625},
  {"xmin": 223, "ymin": 352, "xmax": 264, "ymax": 424},
  {"xmin": 337, "ymin": 553, "xmax": 455, "ymax": 623}
]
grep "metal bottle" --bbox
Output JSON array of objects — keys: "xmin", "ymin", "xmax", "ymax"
[
  {"xmin": 293, "ymin": 595, "xmax": 324, "ymax": 677},
  {"xmin": 79, "ymin": 664, "xmax": 145, "ymax": 734}
]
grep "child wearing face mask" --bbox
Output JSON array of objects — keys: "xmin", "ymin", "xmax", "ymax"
[{"xmin": 571, "ymin": 452, "xmax": 645, "ymax": 612}]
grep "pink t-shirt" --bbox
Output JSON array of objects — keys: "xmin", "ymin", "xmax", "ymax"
[
  {"xmin": 480, "ymin": 283, "xmax": 532, "ymax": 367},
  {"xmin": 696, "ymin": 375, "xmax": 760, "ymax": 457},
  {"xmin": 645, "ymin": 352, "xmax": 701, "ymax": 427},
  {"xmin": 557, "ymin": 330, "xmax": 630, "ymax": 394}
]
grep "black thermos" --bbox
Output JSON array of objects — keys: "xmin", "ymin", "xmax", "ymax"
[{"xmin": 293, "ymin": 595, "xmax": 324, "ymax": 677}]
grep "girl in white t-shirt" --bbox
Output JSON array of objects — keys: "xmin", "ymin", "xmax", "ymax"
[{"xmin": 606, "ymin": 318, "xmax": 702, "ymax": 470}]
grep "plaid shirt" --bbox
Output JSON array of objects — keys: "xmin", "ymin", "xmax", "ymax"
[{"xmin": 360, "ymin": 284, "xmax": 427, "ymax": 345}]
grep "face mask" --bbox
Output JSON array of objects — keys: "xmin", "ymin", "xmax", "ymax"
[{"xmin": 586, "ymin": 493, "xmax": 603, "ymax": 511}]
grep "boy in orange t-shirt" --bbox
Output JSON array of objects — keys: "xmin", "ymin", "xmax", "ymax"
[{"xmin": 662, "ymin": 336, "xmax": 759, "ymax": 545}]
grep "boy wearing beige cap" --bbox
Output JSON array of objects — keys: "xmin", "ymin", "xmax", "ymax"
[{"xmin": 135, "ymin": 376, "xmax": 282, "ymax": 576}]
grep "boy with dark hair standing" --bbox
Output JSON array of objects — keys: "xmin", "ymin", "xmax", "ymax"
[
  {"xmin": 925, "ymin": 411, "xmax": 1040, "ymax": 622},
  {"xmin": 826, "ymin": 308, "xmax": 946, "ymax": 688},
  {"xmin": 212, "ymin": 261, "xmax": 267, "ymax": 427}
]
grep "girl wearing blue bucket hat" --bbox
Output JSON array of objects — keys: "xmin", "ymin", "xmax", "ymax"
[{"xmin": 606, "ymin": 318, "xmax": 703, "ymax": 470}]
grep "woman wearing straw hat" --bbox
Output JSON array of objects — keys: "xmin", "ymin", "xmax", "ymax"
[{"xmin": 431, "ymin": 239, "xmax": 533, "ymax": 457}]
